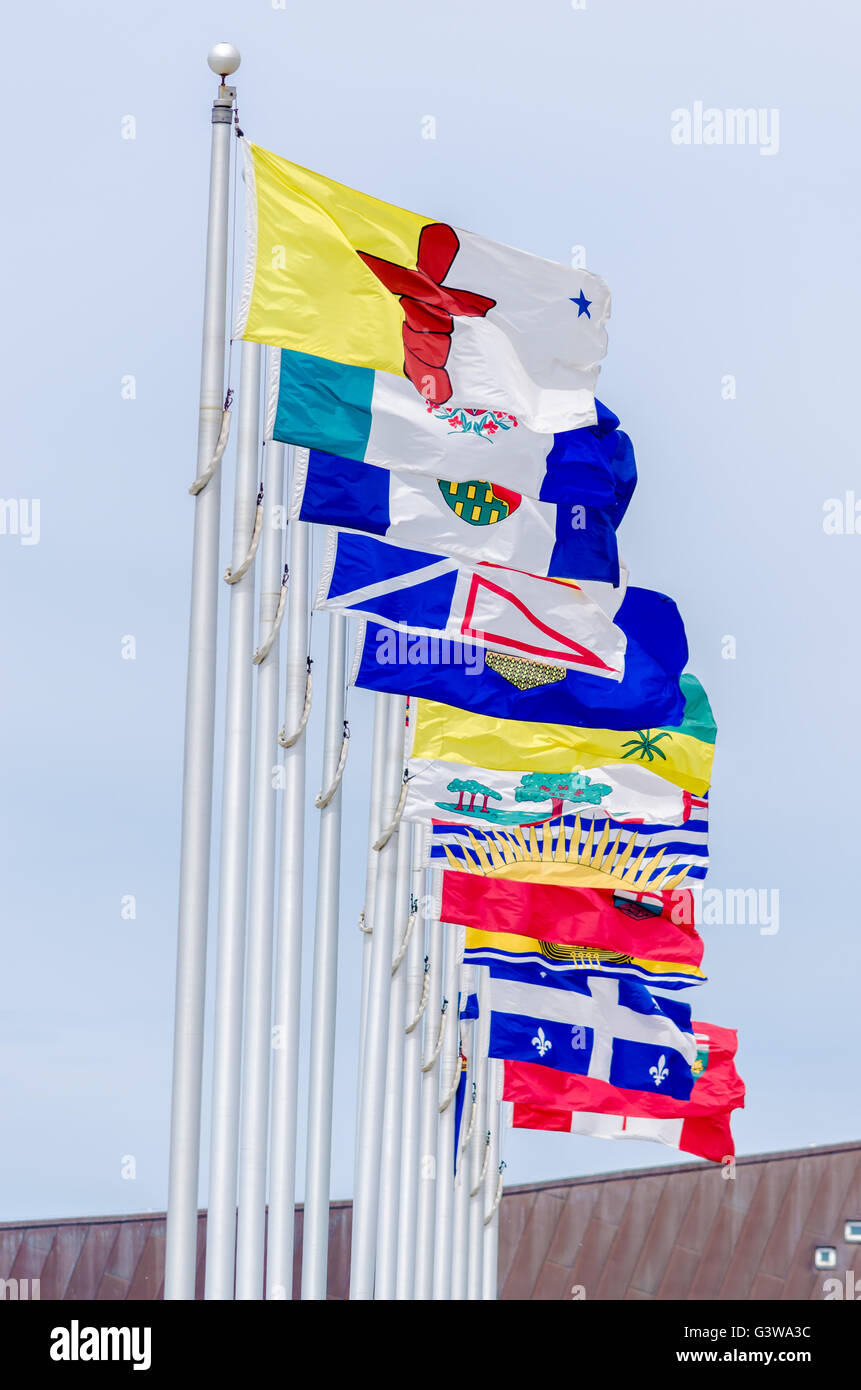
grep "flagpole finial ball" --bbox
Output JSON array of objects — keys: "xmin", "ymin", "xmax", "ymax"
[{"xmin": 207, "ymin": 43, "xmax": 241, "ymax": 78}]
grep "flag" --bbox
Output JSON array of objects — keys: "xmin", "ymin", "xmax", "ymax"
[
  {"xmin": 267, "ymin": 347, "xmax": 637, "ymax": 517},
  {"xmin": 319, "ymin": 531, "xmax": 627, "ymax": 677},
  {"xmin": 289, "ymin": 448, "xmax": 621, "ymax": 583},
  {"xmin": 463, "ymin": 927, "xmax": 707, "ymax": 990},
  {"xmin": 509, "ymin": 1104, "xmax": 736, "ymax": 1162},
  {"xmin": 353, "ymin": 586, "xmax": 689, "ymax": 730},
  {"xmin": 488, "ymin": 964, "xmax": 698, "ymax": 1102},
  {"xmin": 441, "ymin": 875, "xmax": 704, "ymax": 967},
  {"xmin": 236, "ymin": 143, "xmax": 611, "ymax": 432},
  {"xmin": 407, "ymin": 673, "xmax": 715, "ymax": 797},
  {"xmin": 503, "ymin": 1020, "xmax": 744, "ymax": 1121},
  {"xmin": 403, "ymin": 758, "xmax": 689, "ymax": 830},
  {"xmin": 430, "ymin": 798, "xmax": 709, "ymax": 892}
]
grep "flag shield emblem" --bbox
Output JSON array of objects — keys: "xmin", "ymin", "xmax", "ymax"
[{"xmin": 438, "ymin": 479, "xmax": 522, "ymax": 525}]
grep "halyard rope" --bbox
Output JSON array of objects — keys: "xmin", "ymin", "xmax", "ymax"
[
  {"xmin": 373, "ymin": 771, "xmax": 410, "ymax": 851},
  {"xmin": 404, "ymin": 958, "xmax": 430, "ymax": 1033},
  {"xmin": 391, "ymin": 901, "xmax": 417, "ymax": 976},
  {"xmin": 189, "ymin": 392, "xmax": 233, "ymax": 495},
  {"xmin": 224, "ymin": 484, "xmax": 264, "ymax": 583},
  {"xmin": 279, "ymin": 658, "xmax": 313, "ymax": 748},
  {"xmin": 484, "ymin": 1161, "xmax": 506, "ymax": 1221},
  {"xmin": 470, "ymin": 1131, "xmax": 491, "ymax": 1197},
  {"xmin": 252, "ymin": 564, "xmax": 288, "ymax": 665},
  {"xmin": 314, "ymin": 720, "xmax": 350, "ymax": 809}
]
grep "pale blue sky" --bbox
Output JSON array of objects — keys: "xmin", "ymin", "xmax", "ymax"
[{"xmin": 1, "ymin": 0, "xmax": 859, "ymax": 1221}]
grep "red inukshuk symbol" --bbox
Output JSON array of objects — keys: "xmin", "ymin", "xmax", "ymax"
[{"xmin": 357, "ymin": 223, "xmax": 496, "ymax": 405}]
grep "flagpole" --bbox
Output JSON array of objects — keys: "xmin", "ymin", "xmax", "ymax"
[
  {"xmin": 165, "ymin": 45, "xmax": 239, "ymax": 1301},
  {"xmin": 449, "ymin": 1005, "xmax": 472, "ymax": 1301},
  {"xmin": 413, "ymin": 870, "xmax": 444, "ymax": 1301},
  {"xmin": 352, "ymin": 694, "xmax": 389, "ymax": 1163},
  {"xmin": 301, "ymin": 612, "xmax": 348, "ymax": 1300},
  {"xmin": 350, "ymin": 693, "xmax": 407, "ymax": 1299},
  {"xmin": 432, "ymin": 936, "xmax": 460, "ymax": 1300},
  {"xmin": 203, "ymin": 338, "xmax": 260, "ymax": 1300},
  {"xmin": 395, "ymin": 833, "xmax": 428, "ymax": 1300},
  {"xmin": 234, "ymin": 439, "xmax": 286, "ymax": 1299},
  {"xmin": 374, "ymin": 820, "xmax": 413, "ymax": 1298},
  {"xmin": 467, "ymin": 968, "xmax": 491, "ymax": 1300},
  {"xmin": 482, "ymin": 1059, "xmax": 502, "ymax": 1301},
  {"xmin": 265, "ymin": 510, "xmax": 311, "ymax": 1300}
]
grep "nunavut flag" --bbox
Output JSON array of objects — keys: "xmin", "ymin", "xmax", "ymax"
[{"xmin": 235, "ymin": 143, "xmax": 610, "ymax": 432}]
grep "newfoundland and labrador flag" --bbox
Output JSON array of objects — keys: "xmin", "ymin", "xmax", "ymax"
[
  {"xmin": 487, "ymin": 963, "xmax": 698, "ymax": 1102},
  {"xmin": 353, "ymin": 586, "xmax": 689, "ymax": 730},
  {"xmin": 236, "ymin": 142, "xmax": 610, "ymax": 432},
  {"xmin": 503, "ymin": 1020, "xmax": 744, "ymax": 1124},
  {"xmin": 441, "ymin": 875, "xmax": 705, "ymax": 967},
  {"xmin": 508, "ymin": 1104, "xmax": 736, "ymax": 1163},
  {"xmin": 267, "ymin": 349, "xmax": 636, "ymax": 519},
  {"xmin": 319, "ymin": 531, "xmax": 627, "ymax": 676},
  {"xmin": 407, "ymin": 673, "xmax": 716, "ymax": 797},
  {"xmin": 290, "ymin": 448, "xmax": 621, "ymax": 583}
]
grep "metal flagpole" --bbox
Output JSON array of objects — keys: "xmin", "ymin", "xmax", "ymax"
[
  {"xmin": 350, "ymin": 694, "xmax": 407, "ymax": 1299},
  {"xmin": 395, "ymin": 833, "xmax": 428, "ymax": 1300},
  {"xmin": 165, "ymin": 44, "xmax": 240, "ymax": 1301},
  {"xmin": 234, "ymin": 439, "xmax": 286, "ymax": 1299},
  {"xmin": 374, "ymin": 820, "xmax": 413, "ymax": 1297},
  {"xmin": 449, "ymin": 1004, "xmax": 472, "ymax": 1301},
  {"xmin": 432, "ymin": 935, "xmax": 460, "ymax": 1300},
  {"xmin": 413, "ymin": 870, "xmax": 443, "ymax": 1301},
  {"xmin": 467, "ymin": 968, "xmax": 491, "ymax": 1300},
  {"xmin": 482, "ymin": 1059, "xmax": 503, "ymax": 1300},
  {"xmin": 203, "ymin": 338, "xmax": 260, "ymax": 1300},
  {"xmin": 352, "ymin": 694, "xmax": 389, "ymax": 1163},
  {"xmin": 301, "ymin": 612, "xmax": 348, "ymax": 1300},
  {"xmin": 265, "ymin": 507, "xmax": 311, "ymax": 1300}
]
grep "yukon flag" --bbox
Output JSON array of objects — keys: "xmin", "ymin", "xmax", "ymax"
[
  {"xmin": 236, "ymin": 143, "xmax": 610, "ymax": 432},
  {"xmin": 317, "ymin": 531, "xmax": 627, "ymax": 677}
]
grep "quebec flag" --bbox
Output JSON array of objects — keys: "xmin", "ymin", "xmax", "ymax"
[{"xmin": 488, "ymin": 962, "xmax": 698, "ymax": 1103}]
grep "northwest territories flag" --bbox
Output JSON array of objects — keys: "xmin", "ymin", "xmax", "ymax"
[
  {"xmin": 319, "ymin": 531, "xmax": 627, "ymax": 676},
  {"xmin": 503, "ymin": 1020, "xmax": 744, "ymax": 1123},
  {"xmin": 290, "ymin": 448, "xmax": 621, "ymax": 583},
  {"xmin": 353, "ymin": 587, "xmax": 689, "ymax": 730},
  {"xmin": 508, "ymin": 1105, "xmax": 736, "ymax": 1163},
  {"xmin": 236, "ymin": 143, "xmax": 611, "ymax": 432},
  {"xmin": 267, "ymin": 349, "xmax": 636, "ymax": 518},
  {"xmin": 488, "ymin": 964, "xmax": 698, "ymax": 1102},
  {"xmin": 429, "ymin": 800, "xmax": 709, "ymax": 892},
  {"xmin": 441, "ymin": 876, "xmax": 705, "ymax": 967},
  {"xmin": 408, "ymin": 673, "xmax": 716, "ymax": 797},
  {"xmin": 463, "ymin": 928, "xmax": 706, "ymax": 991},
  {"xmin": 403, "ymin": 758, "xmax": 690, "ymax": 830}
]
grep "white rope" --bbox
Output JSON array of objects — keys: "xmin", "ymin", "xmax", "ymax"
[
  {"xmin": 421, "ymin": 999, "xmax": 448, "ymax": 1073},
  {"xmin": 189, "ymin": 399, "xmax": 232, "ymax": 495},
  {"xmin": 224, "ymin": 486, "xmax": 264, "ymax": 583},
  {"xmin": 314, "ymin": 720, "xmax": 350, "ymax": 809},
  {"xmin": 373, "ymin": 772, "xmax": 410, "ymax": 852},
  {"xmin": 252, "ymin": 565, "xmax": 289, "ymax": 666},
  {"xmin": 357, "ymin": 909, "xmax": 373, "ymax": 934},
  {"xmin": 460, "ymin": 1085, "xmax": 477, "ymax": 1149},
  {"xmin": 438, "ymin": 1049, "xmax": 463, "ymax": 1114},
  {"xmin": 278, "ymin": 662, "xmax": 313, "ymax": 748},
  {"xmin": 484, "ymin": 1161, "xmax": 507, "ymax": 1224},
  {"xmin": 470, "ymin": 1131, "xmax": 491, "ymax": 1197},
  {"xmin": 404, "ymin": 960, "xmax": 430, "ymax": 1034},
  {"xmin": 391, "ymin": 905, "xmax": 417, "ymax": 976}
]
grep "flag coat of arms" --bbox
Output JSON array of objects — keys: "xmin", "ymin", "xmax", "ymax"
[
  {"xmin": 463, "ymin": 927, "xmax": 706, "ymax": 991},
  {"xmin": 236, "ymin": 143, "xmax": 611, "ymax": 432},
  {"xmin": 487, "ymin": 964, "xmax": 698, "ymax": 1102},
  {"xmin": 502, "ymin": 1020, "xmax": 744, "ymax": 1122},
  {"xmin": 508, "ymin": 1104, "xmax": 735, "ymax": 1162},
  {"xmin": 403, "ymin": 758, "xmax": 689, "ymax": 829},
  {"xmin": 290, "ymin": 447, "xmax": 621, "ymax": 583},
  {"xmin": 429, "ymin": 797, "xmax": 709, "ymax": 892},
  {"xmin": 407, "ymin": 673, "xmax": 715, "ymax": 797},
  {"xmin": 319, "ymin": 531, "xmax": 627, "ymax": 676},
  {"xmin": 441, "ymin": 874, "xmax": 705, "ymax": 966},
  {"xmin": 353, "ymin": 586, "xmax": 689, "ymax": 730},
  {"xmin": 267, "ymin": 348, "xmax": 637, "ymax": 517}
]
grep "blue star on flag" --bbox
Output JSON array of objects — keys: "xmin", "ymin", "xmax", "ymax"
[{"xmin": 571, "ymin": 290, "xmax": 592, "ymax": 318}]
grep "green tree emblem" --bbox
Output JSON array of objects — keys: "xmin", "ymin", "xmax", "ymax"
[
  {"xmin": 445, "ymin": 777, "xmax": 503, "ymax": 815},
  {"xmin": 514, "ymin": 770, "xmax": 612, "ymax": 818}
]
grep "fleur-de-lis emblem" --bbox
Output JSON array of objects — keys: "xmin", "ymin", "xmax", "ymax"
[
  {"xmin": 649, "ymin": 1054, "xmax": 669, "ymax": 1087},
  {"xmin": 531, "ymin": 1026, "xmax": 552, "ymax": 1058}
]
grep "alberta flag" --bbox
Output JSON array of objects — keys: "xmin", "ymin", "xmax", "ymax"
[{"xmin": 488, "ymin": 963, "xmax": 698, "ymax": 1102}]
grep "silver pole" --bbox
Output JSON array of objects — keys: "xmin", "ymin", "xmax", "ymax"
[
  {"xmin": 449, "ymin": 1008, "xmax": 472, "ymax": 1301},
  {"xmin": 350, "ymin": 695, "xmax": 407, "ymax": 1299},
  {"xmin": 235, "ymin": 440, "xmax": 286, "ymax": 1299},
  {"xmin": 165, "ymin": 49, "xmax": 238, "ymax": 1300},
  {"xmin": 203, "ymin": 339, "xmax": 260, "ymax": 1300},
  {"xmin": 301, "ymin": 612, "xmax": 348, "ymax": 1299},
  {"xmin": 265, "ymin": 511, "xmax": 311, "ymax": 1299},
  {"xmin": 352, "ymin": 695, "xmax": 389, "ymax": 1169},
  {"xmin": 395, "ymin": 835, "xmax": 428, "ymax": 1300},
  {"xmin": 374, "ymin": 820, "xmax": 413, "ymax": 1297},
  {"xmin": 414, "ymin": 871, "xmax": 444, "ymax": 1300},
  {"xmin": 482, "ymin": 1059, "xmax": 502, "ymax": 1301},
  {"xmin": 467, "ymin": 968, "xmax": 491, "ymax": 1300},
  {"xmin": 432, "ymin": 936, "xmax": 460, "ymax": 1300}
]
